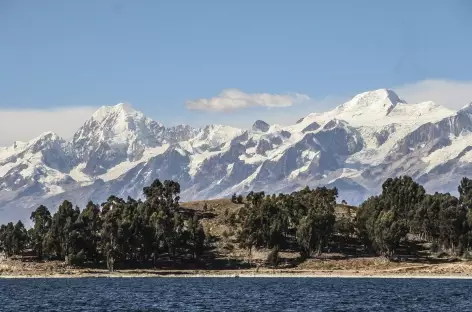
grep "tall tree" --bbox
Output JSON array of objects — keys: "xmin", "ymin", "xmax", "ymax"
[
  {"xmin": 30, "ymin": 205, "xmax": 52, "ymax": 259},
  {"xmin": 12, "ymin": 221, "xmax": 28, "ymax": 256},
  {"xmin": 44, "ymin": 200, "xmax": 80, "ymax": 263}
]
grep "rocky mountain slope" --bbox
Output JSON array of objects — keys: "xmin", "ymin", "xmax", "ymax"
[{"xmin": 1, "ymin": 89, "xmax": 471, "ymax": 223}]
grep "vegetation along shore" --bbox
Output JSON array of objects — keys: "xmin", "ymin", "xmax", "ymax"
[{"xmin": 2, "ymin": 176, "xmax": 472, "ymax": 278}]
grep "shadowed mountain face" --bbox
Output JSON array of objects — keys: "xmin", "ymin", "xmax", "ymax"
[{"xmin": 0, "ymin": 89, "xmax": 470, "ymax": 223}]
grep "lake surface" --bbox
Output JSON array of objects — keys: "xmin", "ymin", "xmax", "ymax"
[{"xmin": 0, "ymin": 277, "xmax": 471, "ymax": 311}]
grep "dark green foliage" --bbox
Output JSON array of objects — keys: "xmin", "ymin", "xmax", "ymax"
[
  {"xmin": 357, "ymin": 176, "xmax": 472, "ymax": 257},
  {"xmin": 43, "ymin": 200, "xmax": 80, "ymax": 264},
  {"xmin": 0, "ymin": 179, "xmax": 208, "ymax": 271},
  {"xmin": 0, "ymin": 223, "xmax": 15, "ymax": 256},
  {"xmin": 231, "ymin": 193, "xmax": 237, "ymax": 203},
  {"xmin": 3, "ymin": 175, "xmax": 472, "ymax": 268},
  {"xmin": 0, "ymin": 221, "xmax": 28, "ymax": 257},
  {"xmin": 334, "ymin": 215, "xmax": 354, "ymax": 249},
  {"xmin": 187, "ymin": 215, "xmax": 206, "ymax": 259},
  {"xmin": 237, "ymin": 187, "xmax": 337, "ymax": 259},
  {"xmin": 356, "ymin": 176, "xmax": 424, "ymax": 257},
  {"xmin": 30, "ymin": 205, "xmax": 52, "ymax": 259},
  {"xmin": 266, "ymin": 247, "xmax": 279, "ymax": 267}
]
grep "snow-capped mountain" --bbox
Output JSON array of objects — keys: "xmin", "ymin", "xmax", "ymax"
[{"xmin": 1, "ymin": 89, "xmax": 471, "ymax": 223}]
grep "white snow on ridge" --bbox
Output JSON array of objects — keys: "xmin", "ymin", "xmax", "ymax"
[
  {"xmin": 99, "ymin": 145, "xmax": 171, "ymax": 181},
  {"xmin": 91, "ymin": 102, "xmax": 138, "ymax": 123},
  {"xmin": 302, "ymin": 89, "xmax": 454, "ymax": 128},
  {"xmin": 2, "ymin": 88, "xmax": 472, "ymax": 224},
  {"xmin": 68, "ymin": 163, "xmax": 93, "ymax": 184},
  {"xmin": 422, "ymin": 132, "xmax": 472, "ymax": 171},
  {"xmin": 0, "ymin": 162, "xmax": 17, "ymax": 178},
  {"xmin": 190, "ymin": 124, "xmax": 244, "ymax": 148}
]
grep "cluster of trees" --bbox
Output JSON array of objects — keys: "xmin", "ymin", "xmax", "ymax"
[
  {"xmin": 231, "ymin": 187, "xmax": 339, "ymax": 262},
  {"xmin": 0, "ymin": 180, "xmax": 205, "ymax": 271},
  {"xmin": 230, "ymin": 176, "xmax": 472, "ymax": 261},
  {"xmin": 357, "ymin": 176, "xmax": 472, "ymax": 257},
  {"xmin": 3, "ymin": 175, "xmax": 472, "ymax": 270}
]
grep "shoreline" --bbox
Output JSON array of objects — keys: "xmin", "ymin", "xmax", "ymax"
[
  {"xmin": 4, "ymin": 256, "xmax": 472, "ymax": 280},
  {"xmin": 2, "ymin": 270, "xmax": 472, "ymax": 279}
]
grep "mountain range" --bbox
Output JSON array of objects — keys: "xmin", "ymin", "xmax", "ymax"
[{"xmin": 2, "ymin": 88, "xmax": 472, "ymax": 224}]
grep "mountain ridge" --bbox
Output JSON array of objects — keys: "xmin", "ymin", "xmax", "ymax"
[{"xmin": 1, "ymin": 88, "xmax": 471, "ymax": 223}]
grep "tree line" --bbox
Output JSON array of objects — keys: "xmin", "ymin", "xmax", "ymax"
[
  {"xmin": 0, "ymin": 180, "xmax": 205, "ymax": 271},
  {"xmin": 2, "ymin": 176, "xmax": 472, "ymax": 271},
  {"xmin": 227, "ymin": 176, "xmax": 472, "ymax": 264},
  {"xmin": 357, "ymin": 176, "xmax": 472, "ymax": 257}
]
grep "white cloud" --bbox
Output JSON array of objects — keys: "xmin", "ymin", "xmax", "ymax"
[
  {"xmin": 184, "ymin": 95, "xmax": 346, "ymax": 129},
  {"xmin": 185, "ymin": 88, "xmax": 311, "ymax": 112},
  {"xmin": 394, "ymin": 79, "xmax": 472, "ymax": 109},
  {"xmin": 0, "ymin": 106, "xmax": 97, "ymax": 146},
  {"xmin": 184, "ymin": 79, "xmax": 472, "ymax": 128}
]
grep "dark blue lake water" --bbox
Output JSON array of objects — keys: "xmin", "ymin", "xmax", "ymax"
[{"xmin": 0, "ymin": 277, "xmax": 470, "ymax": 311}]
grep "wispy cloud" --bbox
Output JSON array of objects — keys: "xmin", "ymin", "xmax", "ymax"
[
  {"xmin": 183, "ymin": 80, "xmax": 472, "ymax": 128},
  {"xmin": 394, "ymin": 79, "xmax": 472, "ymax": 109},
  {"xmin": 185, "ymin": 89, "xmax": 311, "ymax": 112},
  {"xmin": 0, "ymin": 107, "xmax": 97, "ymax": 146}
]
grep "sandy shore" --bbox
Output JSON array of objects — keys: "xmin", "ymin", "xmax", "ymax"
[
  {"xmin": 2, "ymin": 269, "xmax": 472, "ymax": 279},
  {"xmin": 2, "ymin": 272, "xmax": 472, "ymax": 279},
  {"xmin": 3, "ymin": 257, "xmax": 472, "ymax": 279}
]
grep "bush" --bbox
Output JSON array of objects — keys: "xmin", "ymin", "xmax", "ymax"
[
  {"xmin": 266, "ymin": 248, "xmax": 279, "ymax": 268},
  {"xmin": 70, "ymin": 250, "xmax": 86, "ymax": 266}
]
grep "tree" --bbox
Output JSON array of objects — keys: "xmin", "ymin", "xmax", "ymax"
[
  {"xmin": 295, "ymin": 187, "xmax": 337, "ymax": 257},
  {"xmin": 30, "ymin": 205, "xmax": 52, "ymax": 259},
  {"xmin": 356, "ymin": 176, "xmax": 426, "ymax": 257},
  {"xmin": 79, "ymin": 201, "xmax": 101, "ymax": 262},
  {"xmin": 334, "ymin": 215, "xmax": 355, "ymax": 249},
  {"xmin": 12, "ymin": 221, "xmax": 28, "ymax": 256},
  {"xmin": 266, "ymin": 247, "xmax": 279, "ymax": 268},
  {"xmin": 100, "ymin": 198, "xmax": 123, "ymax": 272},
  {"xmin": 0, "ymin": 223, "xmax": 15, "ymax": 257},
  {"xmin": 372, "ymin": 210, "xmax": 408, "ymax": 257},
  {"xmin": 187, "ymin": 215, "xmax": 206, "ymax": 259},
  {"xmin": 44, "ymin": 200, "xmax": 80, "ymax": 263},
  {"xmin": 459, "ymin": 177, "xmax": 472, "ymax": 208},
  {"xmin": 231, "ymin": 193, "xmax": 237, "ymax": 203}
]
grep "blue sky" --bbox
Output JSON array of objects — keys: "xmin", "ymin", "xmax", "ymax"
[{"xmin": 1, "ymin": 0, "xmax": 472, "ymax": 144}]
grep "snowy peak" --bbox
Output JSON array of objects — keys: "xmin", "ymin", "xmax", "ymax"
[
  {"xmin": 302, "ymin": 88, "xmax": 453, "ymax": 128},
  {"xmin": 33, "ymin": 131, "xmax": 63, "ymax": 142},
  {"xmin": 87, "ymin": 102, "xmax": 163, "ymax": 135},
  {"xmin": 73, "ymin": 102, "xmax": 163, "ymax": 145},
  {"xmin": 91, "ymin": 102, "xmax": 139, "ymax": 122},
  {"xmin": 71, "ymin": 103, "xmax": 167, "ymax": 174},
  {"xmin": 11, "ymin": 131, "xmax": 67, "ymax": 157},
  {"xmin": 337, "ymin": 89, "xmax": 404, "ymax": 116}
]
